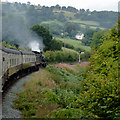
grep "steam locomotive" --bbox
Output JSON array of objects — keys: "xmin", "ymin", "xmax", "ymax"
[{"xmin": 0, "ymin": 45, "xmax": 47, "ymax": 91}]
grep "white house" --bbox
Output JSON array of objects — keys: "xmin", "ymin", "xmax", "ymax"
[{"xmin": 75, "ymin": 33, "xmax": 84, "ymax": 40}]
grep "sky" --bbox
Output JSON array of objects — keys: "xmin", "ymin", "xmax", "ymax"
[{"xmin": 1, "ymin": 0, "xmax": 120, "ymax": 11}]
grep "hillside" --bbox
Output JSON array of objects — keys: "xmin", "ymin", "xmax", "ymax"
[
  {"xmin": 56, "ymin": 37, "xmax": 91, "ymax": 51},
  {"xmin": 2, "ymin": 2, "xmax": 117, "ymax": 38}
]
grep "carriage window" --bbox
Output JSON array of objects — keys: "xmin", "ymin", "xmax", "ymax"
[
  {"xmin": 26, "ymin": 58, "xmax": 27, "ymax": 62},
  {"xmin": 10, "ymin": 59, "xmax": 12, "ymax": 66},
  {"xmin": 13, "ymin": 59, "xmax": 14, "ymax": 65},
  {"xmin": 11, "ymin": 59, "xmax": 16, "ymax": 65},
  {"xmin": 25, "ymin": 58, "xmax": 27, "ymax": 63},
  {"xmin": 17, "ymin": 58, "xmax": 19, "ymax": 64},
  {"xmin": 3, "ymin": 57, "xmax": 5, "ymax": 61},
  {"xmin": 15, "ymin": 59, "xmax": 16, "ymax": 65},
  {"xmin": 32, "ymin": 58, "xmax": 34, "ymax": 62},
  {"xmin": 12, "ymin": 59, "xmax": 14, "ymax": 65}
]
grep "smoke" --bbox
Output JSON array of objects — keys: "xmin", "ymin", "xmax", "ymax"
[
  {"xmin": 28, "ymin": 39, "xmax": 44, "ymax": 52},
  {"xmin": 29, "ymin": 41, "xmax": 40, "ymax": 52},
  {"xmin": 2, "ymin": 2, "xmax": 44, "ymax": 51}
]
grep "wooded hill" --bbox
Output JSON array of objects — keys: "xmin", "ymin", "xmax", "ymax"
[{"xmin": 2, "ymin": 2, "xmax": 117, "ymax": 36}]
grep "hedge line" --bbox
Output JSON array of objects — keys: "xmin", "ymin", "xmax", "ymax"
[{"xmin": 44, "ymin": 50, "xmax": 91, "ymax": 63}]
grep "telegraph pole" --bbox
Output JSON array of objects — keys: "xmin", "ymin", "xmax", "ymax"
[
  {"xmin": 78, "ymin": 51, "xmax": 84, "ymax": 64},
  {"xmin": 79, "ymin": 51, "xmax": 81, "ymax": 63}
]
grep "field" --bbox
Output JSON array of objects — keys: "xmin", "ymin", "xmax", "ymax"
[
  {"xmin": 41, "ymin": 20, "xmax": 105, "ymax": 31},
  {"xmin": 53, "ymin": 10, "xmax": 76, "ymax": 19},
  {"xmin": 62, "ymin": 10, "xmax": 76, "ymax": 19},
  {"xmin": 62, "ymin": 47, "xmax": 79, "ymax": 54},
  {"xmin": 41, "ymin": 20, "xmax": 63, "ymax": 27},
  {"xmin": 56, "ymin": 37, "xmax": 91, "ymax": 51},
  {"xmin": 69, "ymin": 20, "xmax": 106, "ymax": 30},
  {"xmin": 41, "ymin": 10, "xmax": 107, "ymax": 30},
  {"xmin": 69, "ymin": 19, "xmax": 99, "ymax": 26}
]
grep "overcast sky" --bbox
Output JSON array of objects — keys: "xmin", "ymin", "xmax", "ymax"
[{"xmin": 1, "ymin": 0, "xmax": 120, "ymax": 11}]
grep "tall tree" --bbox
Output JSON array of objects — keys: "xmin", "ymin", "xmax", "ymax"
[
  {"xmin": 31, "ymin": 24, "xmax": 62, "ymax": 51},
  {"xmin": 64, "ymin": 22, "xmax": 77, "ymax": 37},
  {"xmin": 82, "ymin": 29, "xmax": 96, "ymax": 46},
  {"xmin": 91, "ymin": 30, "xmax": 106, "ymax": 49}
]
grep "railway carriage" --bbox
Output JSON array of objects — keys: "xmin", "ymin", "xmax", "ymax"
[
  {"xmin": 1, "ymin": 46, "xmax": 22, "ymax": 87},
  {"xmin": 0, "ymin": 46, "xmax": 3, "ymax": 91},
  {"xmin": 0, "ymin": 45, "xmax": 47, "ymax": 91},
  {"xmin": 20, "ymin": 50, "xmax": 36, "ymax": 69}
]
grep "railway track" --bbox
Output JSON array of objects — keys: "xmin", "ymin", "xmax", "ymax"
[
  {"xmin": 2, "ymin": 67, "xmax": 39, "ymax": 95},
  {"xmin": 2, "ymin": 71, "xmax": 37, "ymax": 119}
]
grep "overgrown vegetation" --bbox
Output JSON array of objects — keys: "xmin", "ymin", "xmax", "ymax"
[
  {"xmin": 13, "ymin": 63, "xmax": 89, "ymax": 118},
  {"xmin": 79, "ymin": 24, "xmax": 120, "ymax": 119}
]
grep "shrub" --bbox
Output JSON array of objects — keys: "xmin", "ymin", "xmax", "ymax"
[
  {"xmin": 44, "ymin": 50, "xmax": 78, "ymax": 63},
  {"xmin": 78, "ymin": 24, "xmax": 120, "ymax": 119}
]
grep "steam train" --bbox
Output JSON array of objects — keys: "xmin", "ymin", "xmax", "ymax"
[{"xmin": 0, "ymin": 45, "xmax": 47, "ymax": 91}]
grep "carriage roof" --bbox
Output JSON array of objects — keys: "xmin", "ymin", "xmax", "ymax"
[
  {"xmin": 0, "ymin": 46, "xmax": 21, "ymax": 54},
  {"xmin": 20, "ymin": 50, "xmax": 35, "ymax": 55}
]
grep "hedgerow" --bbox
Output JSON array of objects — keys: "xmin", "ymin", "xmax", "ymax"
[
  {"xmin": 44, "ymin": 50, "xmax": 91, "ymax": 63},
  {"xmin": 44, "ymin": 50, "xmax": 78, "ymax": 63}
]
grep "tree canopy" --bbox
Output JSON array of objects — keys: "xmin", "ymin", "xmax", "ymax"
[
  {"xmin": 82, "ymin": 29, "xmax": 96, "ymax": 46},
  {"xmin": 31, "ymin": 24, "xmax": 62, "ymax": 51},
  {"xmin": 64, "ymin": 22, "xmax": 77, "ymax": 37},
  {"xmin": 91, "ymin": 30, "xmax": 106, "ymax": 49}
]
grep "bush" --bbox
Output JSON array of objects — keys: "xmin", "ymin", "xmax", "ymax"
[
  {"xmin": 78, "ymin": 24, "xmax": 120, "ymax": 119},
  {"xmin": 44, "ymin": 50, "xmax": 78, "ymax": 63}
]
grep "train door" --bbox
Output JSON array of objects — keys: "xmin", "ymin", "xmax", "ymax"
[
  {"xmin": 2, "ymin": 51, "xmax": 8, "ymax": 85},
  {"xmin": 0, "ymin": 49, "xmax": 2, "ymax": 91}
]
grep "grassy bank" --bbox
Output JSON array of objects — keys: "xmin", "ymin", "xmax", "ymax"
[
  {"xmin": 13, "ymin": 63, "xmax": 92, "ymax": 119},
  {"xmin": 56, "ymin": 37, "xmax": 91, "ymax": 52}
]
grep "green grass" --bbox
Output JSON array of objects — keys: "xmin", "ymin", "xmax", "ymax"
[
  {"xmin": 69, "ymin": 19, "xmax": 99, "ymax": 26},
  {"xmin": 89, "ymin": 26, "xmax": 106, "ymax": 30},
  {"xmin": 69, "ymin": 19, "xmax": 106, "ymax": 30},
  {"xmin": 41, "ymin": 20, "xmax": 63, "ymax": 26},
  {"xmin": 62, "ymin": 47, "xmax": 79, "ymax": 54},
  {"xmin": 56, "ymin": 37, "xmax": 91, "ymax": 51},
  {"xmin": 53, "ymin": 10, "xmax": 76, "ymax": 19}
]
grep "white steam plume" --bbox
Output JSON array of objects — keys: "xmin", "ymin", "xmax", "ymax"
[{"xmin": 28, "ymin": 40, "xmax": 44, "ymax": 52}]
